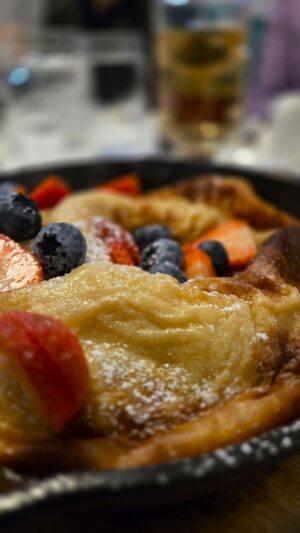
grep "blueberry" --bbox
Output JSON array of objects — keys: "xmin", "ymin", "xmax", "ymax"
[
  {"xmin": 133, "ymin": 224, "xmax": 172, "ymax": 250},
  {"xmin": 149, "ymin": 261, "xmax": 187, "ymax": 284},
  {"xmin": 198, "ymin": 240, "xmax": 229, "ymax": 276},
  {"xmin": 0, "ymin": 192, "xmax": 41, "ymax": 241},
  {"xmin": 0, "ymin": 181, "xmax": 22, "ymax": 196},
  {"xmin": 140, "ymin": 238, "xmax": 183, "ymax": 271},
  {"xmin": 33, "ymin": 223, "xmax": 87, "ymax": 278}
]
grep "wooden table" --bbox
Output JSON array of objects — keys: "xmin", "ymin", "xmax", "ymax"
[{"xmin": 5, "ymin": 453, "xmax": 300, "ymax": 533}]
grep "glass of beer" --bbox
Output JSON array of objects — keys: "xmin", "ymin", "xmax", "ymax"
[{"xmin": 155, "ymin": 0, "xmax": 249, "ymax": 156}]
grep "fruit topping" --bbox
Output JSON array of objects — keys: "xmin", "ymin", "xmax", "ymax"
[
  {"xmin": 31, "ymin": 176, "xmax": 71, "ymax": 209},
  {"xmin": 133, "ymin": 224, "xmax": 172, "ymax": 251},
  {"xmin": 0, "ymin": 311, "xmax": 90, "ymax": 433},
  {"xmin": 33, "ymin": 223, "xmax": 87, "ymax": 278},
  {"xmin": 184, "ymin": 247, "xmax": 216, "ymax": 279},
  {"xmin": 189, "ymin": 220, "xmax": 257, "ymax": 269},
  {"xmin": 0, "ymin": 181, "xmax": 26, "ymax": 196},
  {"xmin": 198, "ymin": 240, "xmax": 229, "ymax": 276},
  {"xmin": 0, "ymin": 234, "xmax": 44, "ymax": 292},
  {"xmin": 140, "ymin": 238, "xmax": 183, "ymax": 271},
  {"xmin": 149, "ymin": 261, "xmax": 188, "ymax": 283},
  {"xmin": 0, "ymin": 192, "xmax": 41, "ymax": 242},
  {"xmin": 98, "ymin": 174, "xmax": 141, "ymax": 197},
  {"xmin": 93, "ymin": 218, "xmax": 140, "ymax": 266}
]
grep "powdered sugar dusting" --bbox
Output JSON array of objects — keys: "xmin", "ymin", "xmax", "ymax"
[
  {"xmin": 256, "ymin": 332, "xmax": 269, "ymax": 342},
  {"xmin": 80, "ymin": 341, "xmax": 221, "ymax": 438},
  {"xmin": 74, "ymin": 220, "xmax": 110, "ymax": 264}
]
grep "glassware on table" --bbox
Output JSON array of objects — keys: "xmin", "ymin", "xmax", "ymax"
[
  {"xmin": 87, "ymin": 32, "xmax": 148, "ymax": 157},
  {"xmin": 5, "ymin": 29, "xmax": 89, "ymax": 166},
  {"xmin": 155, "ymin": 0, "xmax": 249, "ymax": 157}
]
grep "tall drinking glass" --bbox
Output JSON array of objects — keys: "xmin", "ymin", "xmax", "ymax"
[
  {"xmin": 5, "ymin": 30, "xmax": 89, "ymax": 166},
  {"xmin": 87, "ymin": 32, "xmax": 147, "ymax": 157},
  {"xmin": 155, "ymin": 0, "xmax": 249, "ymax": 156}
]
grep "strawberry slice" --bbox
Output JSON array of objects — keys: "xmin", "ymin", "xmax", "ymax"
[
  {"xmin": 0, "ymin": 311, "xmax": 90, "ymax": 433},
  {"xmin": 0, "ymin": 234, "xmax": 44, "ymax": 292},
  {"xmin": 97, "ymin": 174, "xmax": 141, "ymax": 197},
  {"xmin": 184, "ymin": 247, "xmax": 216, "ymax": 279},
  {"xmin": 31, "ymin": 176, "xmax": 71, "ymax": 209},
  {"xmin": 189, "ymin": 220, "xmax": 257, "ymax": 270},
  {"xmin": 93, "ymin": 218, "xmax": 140, "ymax": 266}
]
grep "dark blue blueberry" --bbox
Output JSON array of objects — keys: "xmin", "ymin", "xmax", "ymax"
[
  {"xmin": 0, "ymin": 181, "xmax": 22, "ymax": 196},
  {"xmin": 149, "ymin": 261, "xmax": 187, "ymax": 284},
  {"xmin": 198, "ymin": 240, "xmax": 229, "ymax": 276},
  {"xmin": 33, "ymin": 223, "xmax": 87, "ymax": 278},
  {"xmin": 133, "ymin": 224, "xmax": 172, "ymax": 251},
  {"xmin": 140, "ymin": 238, "xmax": 183, "ymax": 271},
  {"xmin": 0, "ymin": 192, "xmax": 41, "ymax": 241}
]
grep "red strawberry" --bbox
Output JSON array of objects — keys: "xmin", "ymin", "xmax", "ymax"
[
  {"xmin": 0, "ymin": 234, "xmax": 44, "ymax": 292},
  {"xmin": 0, "ymin": 311, "xmax": 90, "ymax": 433},
  {"xmin": 97, "ymin": 174, "xmax": 141, "ymax": 197},
  {"xmin": 93, "ymin": 218, "xmax": 140, "ymax": 266},
  {"xmin": 184, "ymin": 247, "xmax": 216, "ymax": 279},
  {"xmin": 31, "ymin": 176, "xmax": 71, "ymax": 209},
  {"xmin": 188, "ymin": 220, "xmax": 257, "ymax": 270}
]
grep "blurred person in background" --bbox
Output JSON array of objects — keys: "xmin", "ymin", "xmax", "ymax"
[{"xmin": 248, "ymin": 0, "xmax": 300, "ymax": 120}]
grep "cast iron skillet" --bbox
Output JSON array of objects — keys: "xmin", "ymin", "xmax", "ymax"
[{"xmin": 1, "ymin": 158, "xmax": 300, "ymax": 524}]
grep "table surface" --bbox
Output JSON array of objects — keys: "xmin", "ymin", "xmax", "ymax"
[
  {"xmin": 4, "ymin": 452, "xmax": 300, "ymax": 533},
  {"xmin": 1, "ymin": 109, "xmax": 300, "ymax": 177}
]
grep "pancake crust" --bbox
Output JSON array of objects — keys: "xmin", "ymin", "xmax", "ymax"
[
  {"xmin": 149, "ymin": 175, "xmax": 299, "ymax": 230},
  {"xmin": 0, "ymin": 176, "xmax": 300, "ymax": 474}
]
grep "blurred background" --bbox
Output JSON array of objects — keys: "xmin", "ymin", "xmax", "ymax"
[{"xmin": 0, "ymin": 0, "xmax": 299, "ymax": 172}]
